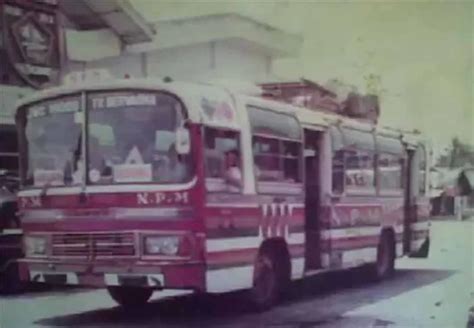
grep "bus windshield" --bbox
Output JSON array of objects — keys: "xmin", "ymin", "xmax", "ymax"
[
  {"xmin": 87, "ymin": 91, "xmax": 192, "ymax": 185},
  {"xmin": 23, "ymin": 96, "xmax": 82, "ymax": 187},
  {"xmin": 21, "ymin": 91, "xmax": 192, "ymax": 187}
]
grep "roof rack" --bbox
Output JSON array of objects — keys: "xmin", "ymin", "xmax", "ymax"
[
  {"xmin": 259, "ymin": 78, "xmax": 341, "ymax": 113},
  {"xmin": 259, "ymin": 78, "xmax": 380, "ymax": 124}
]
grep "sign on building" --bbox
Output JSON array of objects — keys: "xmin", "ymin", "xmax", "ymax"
[{"xmin": 0, "ymin": 0, "xmax": 60, "ymax": 89}]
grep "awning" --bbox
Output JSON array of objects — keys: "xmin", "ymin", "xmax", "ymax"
[{"xmin": 59, "ymin": 0, "xmax": 154, "ymax": 44}]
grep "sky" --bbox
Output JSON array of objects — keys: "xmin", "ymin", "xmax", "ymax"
[{"xmin": 131, "ymin": 0, "xmax": 473, "ymax": 151}]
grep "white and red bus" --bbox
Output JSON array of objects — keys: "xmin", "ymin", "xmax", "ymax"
[{"xmin": 15, "ymin": 76, "xmax": 430, "ymax": 309}]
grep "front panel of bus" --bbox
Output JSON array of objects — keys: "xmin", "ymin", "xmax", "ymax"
[{"xmin": 16, "ymin": 90, "xmax": 206, "ymax": 290}]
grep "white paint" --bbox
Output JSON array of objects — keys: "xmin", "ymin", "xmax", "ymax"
[
  {"xmin": 30, "ymin": 271, "xmax": 45, "ymax": 283},
  {"xmin": 410, "ymin": 221, "xmax": 430, "ymax": 231},
  {"xmin": 291, "ymin": 258, "xmax": 305, "ymax": 279},
  {"xmin": 206, "ymin": 203, "xmax": 260, "ymax": 208},
  {"xmin": 320, "ymin": 226, "xmax": 382, "ymax": 240},
  {"xmin": 396, "ymin": 242, "xmax": 404, "ymax": 257},
  {"xmin": 147, "ymin": 44, "xmax": 213, "ymax": 80},
  {"xmin": 18, "ymin": 176, "xmax": 197, "ymax": 197},
  {"xmin": 206, "ymin": 232, "xmax": 305, "ymax": 252},
  {"xmin": 342, "ymin": 247, "xmax": 377, "ymax": 266},
  {"xmin": 66, "ymin": 29, "xmax": 121, "ymax": 61},
  {"xmin": 321, "ymin": 253, "xmax": 330, "ymax": 268},
  {"xmin": 1, "ymin": 229, "xmax": 23, "ymax": 235},
  {"xmin": 206, "ymin": 265, "xmax": 253, "ymax": 293},
  {"xmin": 394, "ymin": 224, "xmax": 404, "ymax": 234},
  {"xmin": 320, "ymin": 247, "xmax": 378, "ymax": 269},
  {"xmin": 104, "ymin": 273, "xmax": 118, "ymax": 286},
  {"xmin": 104, "ymin": 273, "xmax": 164, "ymax": 287},
  {"xmin": 21, "ymin": 207, "xmax": 191, "ymax": 222},
  {"xmin": 29, "ymin": 271, "xmax": 78, "ymax": 285},
  {"xmin": 125, "ymin": 13, "xmax": 301, "ymax": 58}
]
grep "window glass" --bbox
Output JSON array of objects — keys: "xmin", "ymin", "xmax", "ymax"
[
  {"xmin": 253, "ymin": 137, "xmax": 282, "ymax": 181},
  {"xmin": 87, "ymin": 91, "xmax": 191, "ymax": 184},
  {"xmin": 204, "ymin": 128, "xmax": 241, "ymax": 192},
  {"xmin": 247, "ymin": 106, "xmax": 301, "ymax": 140},
  {"xmin": 253, "ymin": 136, "xmax": 302, "ymax": 184},
  {"xmin": 345, "ymin": 149, "xmax": 375, "ymax": 191},
  {"xmin": 377, "ymin": 135, "xmax": 403, "ymax": 155},
  {"xmin": 22, "ymin": 96, "xmax": 82, "ymax": 187},
  {"xmin": 331, "ymin": 128, "xmax": 375, "ymax": 194},
  {"xmin": 378, "ymin": 153, "xmax": 404, "ymax": 191},
  {"xmin": 341, "ymin": 128, "xmax": 375, "ymax": 151},
  {"xmin": 282, "ymin": 140, "xmax": 301, "ymax": 182}
]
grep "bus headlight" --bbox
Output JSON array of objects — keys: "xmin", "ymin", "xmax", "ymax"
[
  {"xmin": 143, "ymin": 236, "xmax": 180, "ymax": 256},
  {"xmin": 25, "ymin": 236, "xmax": 47, "ymax": 257}
]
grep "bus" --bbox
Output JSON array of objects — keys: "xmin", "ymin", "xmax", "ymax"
[{"xmin": 15, "ymin": 76, "xmax": 430, "ymax": 309}]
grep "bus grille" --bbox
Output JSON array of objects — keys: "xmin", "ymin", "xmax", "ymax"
[{"xmin": 51, "ymin": 232, "xmax": 136, "ymax": 258}]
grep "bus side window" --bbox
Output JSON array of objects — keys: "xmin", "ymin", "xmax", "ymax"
[
  {"xmin": 330, "ymin": 127, "xmax": 345, "ymax": 194},
  {"xmin": 253, "ymin": 136, "xmax": 282, "ymax": 182},
  {"xmin": 345, "ymin": 149, "xmax": 376, "ymax": 191},
  {"xmin": 252, "ymin": 137, "xmax": 302, "ymax": 184},
  {"xmin": 378, "ymin": 153, "xmax": 404, "ymax": 191},
  {"xmin": 282, "ymin": 140, "xmax": 302, "ymax": 182},
  {"xmin": 204, "ymin": 127, "xmax": 241, "ymax": 192}
]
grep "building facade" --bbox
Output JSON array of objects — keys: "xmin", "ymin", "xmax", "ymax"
[{"xmin": 0, "ymin": 0, "xmax": 302, "ymax": 173}]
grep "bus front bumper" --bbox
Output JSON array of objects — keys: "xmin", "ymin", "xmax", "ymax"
[{"xmin": 18, "ymin": 259, "xmax": 205, "ymax": 291}]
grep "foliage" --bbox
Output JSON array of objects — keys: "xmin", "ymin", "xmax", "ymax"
[{"xmin": 436, "ymin": 137, "xmax": 474, "ymax": 168}]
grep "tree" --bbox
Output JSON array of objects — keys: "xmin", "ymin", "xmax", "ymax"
[{"xmin": 436, "ymin": 137, "xmax": 474, "ymax": 168}]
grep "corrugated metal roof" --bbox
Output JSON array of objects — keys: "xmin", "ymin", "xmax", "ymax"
[{"xmin": 59, "ymin": 0, "xmax": 154, "ymax": 44}]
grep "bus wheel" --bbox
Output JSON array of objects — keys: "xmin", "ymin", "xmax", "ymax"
[
  {"xmin": 250, "ymin": 249, "xmax": 280, "ymax": 311},
  {"xmin": 107, "ymin": 286, "xmax": 153, "ymax": 307},
  {"xmin": 372, "ymin": 232, "xmax": 395, "ymax": 280}
]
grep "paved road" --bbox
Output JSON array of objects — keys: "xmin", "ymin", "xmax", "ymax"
[{"xmin": 1, "ymin": 220, "xmax": 473, "ymax": 328}]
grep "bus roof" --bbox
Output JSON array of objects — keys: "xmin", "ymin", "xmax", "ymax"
[
  {"xmin": 16, "ymin": 77, "xmax": 428, "ymax": 147},
  {"xmin": 15, "ymin": 77, "xmax": 242, "ymax": 130}
]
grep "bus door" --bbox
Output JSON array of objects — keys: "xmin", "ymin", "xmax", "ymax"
[
  {"xmin": 403, "ymin": 149, "xmax": 415, "ymax": 253},
  {"xmin": 303, "ymin": 129, "xmax": 322, "ymax": 270}
]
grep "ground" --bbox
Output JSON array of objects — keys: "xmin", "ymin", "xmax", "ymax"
[{"xmin": 1, "ymin": 220, "xmax": 473, "ymax": 328}]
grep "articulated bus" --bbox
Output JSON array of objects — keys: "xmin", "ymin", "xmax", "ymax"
[{"xmin": 15, "ymin": 77, "xmax": 430, "ymax": 309}]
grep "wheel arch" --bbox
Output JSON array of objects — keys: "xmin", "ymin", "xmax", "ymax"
[{"xmin": 257, "ymin": 237, "xmax": 291, "ymax": 282}]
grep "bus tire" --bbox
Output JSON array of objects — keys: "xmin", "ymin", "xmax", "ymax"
[
  {"xmin": 250, "ymin": 248, "xmax": 281, "ymax": 311},
  {"xmin": 107, "ymin": 286, "xmax": 153, "ymax": 307},
  {"xmin": 371, "ymin": 231, "xmax": 395, "ymax": 281}
]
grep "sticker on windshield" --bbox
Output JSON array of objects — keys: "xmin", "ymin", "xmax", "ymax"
[
  {"xmin": 33, "ymin": 169, "xmax": 64, "ymax": 187},
  {"xmin": 90, "ymin": 93, "xmax": 156, "ymax": 110},
  {"xmin": 113, "ymin": 164, "xmax": 152, "ymax": 183},
  {"xmin": 89, "ymin": 169, "xmax": 101, "ymax": 183},
  {"xmin": 27, "ymin": 97, "xmax": 81, "ymax": 119},
  {"xmin": 124, "ymin": 146, "xmax": 145, "ymax": 165}
]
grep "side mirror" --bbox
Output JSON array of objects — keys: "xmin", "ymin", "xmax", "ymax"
[{"xmin": 175, "ymin": 126, "xmax": 191, "ymax": 155}]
